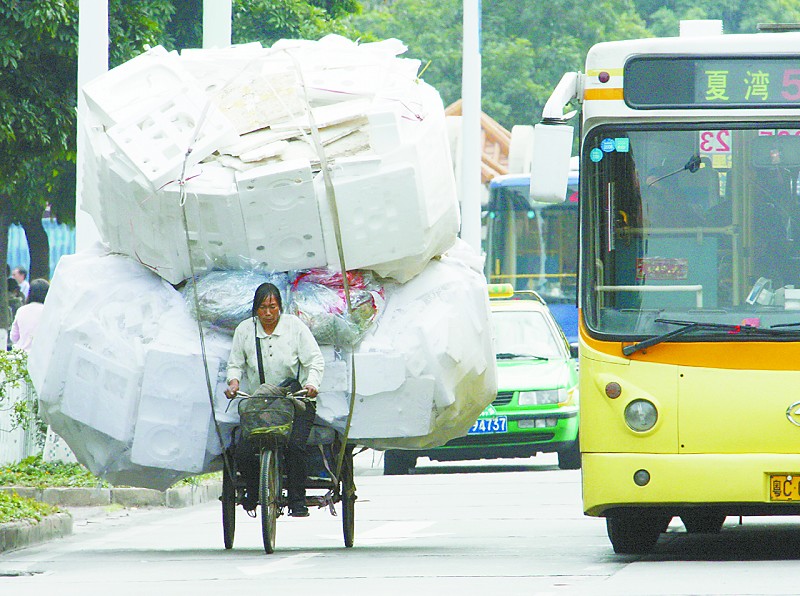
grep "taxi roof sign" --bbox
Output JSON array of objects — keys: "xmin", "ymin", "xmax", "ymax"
[
  {"xmin": 487, "ymin": 283, "xmax": 548, "ymax": 305},
  {"xmin": 487, "ymin": 283, "xmax": 515, "ymax": 298}
]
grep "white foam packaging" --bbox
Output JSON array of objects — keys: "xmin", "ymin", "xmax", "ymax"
[
  {"xmin": 235, "ymin": 159, "xmax": 327, "ymax": 271},
  {"xmin": 28, "ymin": 246, "xmax": 235, "ymax": 490},
  {"xmin": 315, "ymin": 242, "xmax": 497, "ymax": 447},
  {"xmin": 78, "ymin": 36, "xmax": 460, "ymax": 287}
]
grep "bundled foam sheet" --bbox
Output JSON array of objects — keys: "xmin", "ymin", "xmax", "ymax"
[
  {"xmin": 315, "ymin": 242, "xmax": 497, "ymax": 448},
  {"xmin": 28, "ymin": 246, "xmax": 233, "ymax": 490}
]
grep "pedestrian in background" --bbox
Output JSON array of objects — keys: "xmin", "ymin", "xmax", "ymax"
[
  {"xmin": 10, "ymin": 278, "xmax": 49, "ymax": 352},
  {"xmin": 12, "ymin": 266, "xmax": 30, "ymax": 300}
]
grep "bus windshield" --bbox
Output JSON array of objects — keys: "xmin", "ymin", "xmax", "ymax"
[
  {"xmin": 484, "ymin": 173, "xmax": 579, "ymax": 344},
  {"xmin": 582, "ymin": 123, "xmax": 800, "ymax": 339},
  {"xmin": 484, "ymin": 173, "xmax": 579, "ymax": 302}
]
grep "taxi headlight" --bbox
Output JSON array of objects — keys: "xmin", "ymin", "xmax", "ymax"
[
  {"xmin": 624, "ymin": 399, "xmax": 658, "ymax": 432},
  {"xmin": 519, "ymin": 389, "xmax": 567, "ymax": 405}
]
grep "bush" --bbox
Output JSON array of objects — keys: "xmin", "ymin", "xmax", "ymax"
[
  {"xmin": 0, "ymin": 491, "xmax": 60, "ymax": 524},
  {"xmin": 0, "ymin": 454, "xmax": 107, "ymax": 488}
]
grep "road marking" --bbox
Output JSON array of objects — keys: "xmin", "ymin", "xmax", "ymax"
[
  {"xmin": 321, "ymin": 521, "xmax": 442, "ymax": 545},
  {"xmin": 238, "ymin": 553, "xmax": 321, "ymax": 576}
]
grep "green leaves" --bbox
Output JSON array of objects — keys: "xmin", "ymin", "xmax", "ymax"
[{"xmin": 0, "ymin": 491, "xmax": 60, "ymax": 524}]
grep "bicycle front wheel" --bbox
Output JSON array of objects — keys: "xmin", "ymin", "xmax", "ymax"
[{"xmin": 259, "ymin": 449, "xmax": 280, "ymax": 554}]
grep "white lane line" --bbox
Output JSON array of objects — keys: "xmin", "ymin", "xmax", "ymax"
[
  {"xmin": 238, "ymin": 553, "xmax": 321, "ymax": 576},
  {"xmin": 320, "ymin": 521, "xmax": 443, "ymax": 545}
]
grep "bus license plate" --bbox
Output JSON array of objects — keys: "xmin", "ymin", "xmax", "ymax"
[
  {"xmin": 769, "ymin": 474, "xmax": 800, "ymax": 501},
  {"xmin": 468, "ymin": 416, "xmax": 508, "ymax": 435}
]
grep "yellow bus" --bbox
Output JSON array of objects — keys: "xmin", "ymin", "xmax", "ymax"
[{"xmin": 530, "ymin": 22, "xmax": 800, "ymax": 553}]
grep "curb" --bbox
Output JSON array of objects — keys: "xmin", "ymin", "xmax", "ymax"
[
  {"xmin": 0, "ymin": 513, "xmax": 72, "ymax": 553},
  {"xmin": 0, "ymin": 479, "xmax": 222, "ymax": 553}
]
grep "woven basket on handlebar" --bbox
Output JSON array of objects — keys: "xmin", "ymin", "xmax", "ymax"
[{"xmin": 238, "ymin": 396, "xmax": 295, "ymax": 447}]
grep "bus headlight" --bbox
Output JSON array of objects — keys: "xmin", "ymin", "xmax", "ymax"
[
  {"xmin": 624, "ymin": 399, "xmax": 658, "ymax": 432},
  {"xmin": 519, "ymin": 389, "xmax": 568, "ymax": 405}
]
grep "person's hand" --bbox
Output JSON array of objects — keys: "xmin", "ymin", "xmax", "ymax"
[
  {"xmin": 225, "ymin": 379, "xmax": 240, "ymax": 399},
  {"xmin": 303, "ymin": 384, "xmax": 318, "ymax": 398}
]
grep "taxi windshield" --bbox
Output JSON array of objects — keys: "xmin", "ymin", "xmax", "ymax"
[{"xmin": 492, "ymin": 309, "xmax": 564, "ymax": 359}]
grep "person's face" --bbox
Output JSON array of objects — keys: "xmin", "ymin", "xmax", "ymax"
[
  {"xmin": 257, "ymin": 295, "xmax": 280, "ymax": 329},
  {"xmin": 11, "ymin": 270, "xmax": 23, "ymax": 283}
]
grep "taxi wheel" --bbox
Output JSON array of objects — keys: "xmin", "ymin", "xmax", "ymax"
[
  {"xmin": 557, "ymin": 438, "xmax": 581, "ymax": 470},
  {"xmin": 680, "ymin": 513, "xmax": 726, "ymax": 534},
  {"xmin": 383, "ymin": 450, "xmax": 416, "ymax": 475}
]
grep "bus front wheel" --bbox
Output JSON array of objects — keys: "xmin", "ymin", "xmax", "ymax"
[{"xmin": 606, "ymin": 511, "xmax": 671, "ymax": 555}]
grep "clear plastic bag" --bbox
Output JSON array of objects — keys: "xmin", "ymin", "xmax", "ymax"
[
  {"xmin": 181, "ymin": 270, "xmax": 291, "ymax": 333},
  {"xmin": 290, "ymin": 268, "xmax": 386, "ymax": 346}
]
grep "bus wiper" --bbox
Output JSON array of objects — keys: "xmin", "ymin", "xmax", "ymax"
[
  {"xmin": 646, "ymin": 154, "xmax": 701, "ymax": 186},
  {"xmin": 496, "ymin": 352, "xmax": 549, "ymax": 361},
  {"xmin": 622, "ymin": 318, "xmax": 764, "ymax": 356}
]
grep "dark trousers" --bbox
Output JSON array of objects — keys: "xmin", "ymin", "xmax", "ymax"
[{"xmin": 286, "ymin": 403, "xmax": 315, "ymax": 505}]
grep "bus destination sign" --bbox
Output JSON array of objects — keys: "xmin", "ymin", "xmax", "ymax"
[{"xmin": 625, "ymin": 56, "xmax": 800, "ymax": 109}]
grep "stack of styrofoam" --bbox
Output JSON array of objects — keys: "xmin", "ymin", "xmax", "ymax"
[
  {"xmin": 28, "ymin": 245, "xmax": 235, "ymax": 490},
  {"xmin": 28, "ymin": 37, "xmax": 496, "ymax": 489},
  {"xmin": 80, "ymin": 35, "xmax": 460, "ymax": 284},
  {"xmin": 313, "ymin": 241, "xmax": 497, "ymax": 449}
]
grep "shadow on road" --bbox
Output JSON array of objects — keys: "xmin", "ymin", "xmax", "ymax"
[
  {"xmin": 648, "ymin": 520, "xmax": 800, "ymax": 561},
  {"xmin": 409, "ymin": 461, "xmax": 562, "ymax": 475}
]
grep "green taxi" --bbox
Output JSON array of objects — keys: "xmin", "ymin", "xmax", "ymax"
[{"xmin": 383, "ymin": 284, "xmax": 580, "ymax": 474}]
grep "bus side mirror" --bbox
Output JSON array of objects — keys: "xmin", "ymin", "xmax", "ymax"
[{"xmin": 529, "ymin": 123, "xmax": 573, "ymax": 204}]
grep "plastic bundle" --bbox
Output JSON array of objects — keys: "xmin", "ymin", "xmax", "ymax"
[
  {"xmin": 290, "ymin": 269, "xmax": 386, "ymax": 346},
  {"xmin": 181, "ymin": 270, "xmax": 291, "ymax": 333}
]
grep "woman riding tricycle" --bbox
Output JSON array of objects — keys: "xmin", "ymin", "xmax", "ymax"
[{"xmin": 221, "ymin": 282, "xmax": 356, "ymax": 553}]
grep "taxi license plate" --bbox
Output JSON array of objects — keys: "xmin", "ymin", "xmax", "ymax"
[
  {"xmin": 769, "ymin": 474, "xmax": 800, "ymax": 501},
  {"xmin": 468, "ymin": 416, "xmax": 508, "ymax": 435}
]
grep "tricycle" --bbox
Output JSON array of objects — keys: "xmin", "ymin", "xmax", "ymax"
[{"xmin": 220, "ymin": 387, "xmax": 356, "ymax": 553}]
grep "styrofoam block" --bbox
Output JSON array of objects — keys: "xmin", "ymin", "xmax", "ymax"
[
  {"xmin": 316, "ymin": 161, "xmax": 424, "ymax": 272},
  {"xmin": 82, "ymin": 46, "xmax": 192, "ymax": 127},
  {"xmin": 236, "ymin": 159, "xmax": 327, "ymax": 271},
  {"xmin": 131, "ymin": 350, "xmax": 217, "ymax": 472},
  {"xmin": 348, "ymin": 376, "xmax": 435, "ymax": 439},
  {"xmin": 60, "ymin": 346, "xmax": 141, "ymax": 443},
  {"xmin": 375, "ymin": 85, "xmax": 457, "ymax": 229},
  {"xmin": 366, "ymin": 109, "xmax": 404, "ymax": 154},
  {"xmin": 130, "ymin": 415, "xmax": 208, "ymax": 473},
  {"xmin": 319, "ymin": 346, "xmax": 351, "ymax": 393},
  {"xmin": 107, "ymin": 92, "xmax": 239, "ymax": 189},
  {"xmin": 314, "ymin": 391, "xmax": 349, "ymax": 433},
  {"xmin": 270, "ymin": 99, "xmax": 372, "ymax": 132},
  {"xmin": 161, "ymin": 164, "xmax": 249, "ymax": 271},
  {"xmin": 352, "ymin": 252, "xmax": 497, "ymax": 449},
  {"xmin": 219, "ymin": 127, "xmax": 298, "ymax": 157},
  {"xmin": 352, "ymin": 352, "xmax": 405, "ymax": 395},
  {"xmin": 210, "ymin": 69, "xmax": 305, "ymax": 135}
]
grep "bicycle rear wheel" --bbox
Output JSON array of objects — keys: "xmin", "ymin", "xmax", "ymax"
[
  {"xmin": 260, "ymin": 449, "xmax": 280, "ymax": 554},
  {"xmin": 221, "ymin": 460, "xmax": 236, "ymax": 550}
]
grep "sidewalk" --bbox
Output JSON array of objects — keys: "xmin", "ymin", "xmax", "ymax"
[{"xmin": 0, "ymin": 479, "xmax": 223, "ymax": 553}]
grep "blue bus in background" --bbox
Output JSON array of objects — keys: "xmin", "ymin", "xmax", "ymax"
[
  {"xmin": 484, "ymin": 166, "xmax": 579, "ymax": 347},
  {"xmin": 7, "ymin": 220, "xmax": 76, "ymax": 280}
]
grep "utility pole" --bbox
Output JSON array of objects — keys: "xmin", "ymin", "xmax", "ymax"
[
  {"xmin": 460, "ymin": 0, "xmax": 482, "ymax": 255},
  {"xmin": 75, "ymin": 0, "xmax": 108, "ymax": 252},
  {"xmin": 203, "ymin": 0, "xmax": 232, "ymax": 48}
]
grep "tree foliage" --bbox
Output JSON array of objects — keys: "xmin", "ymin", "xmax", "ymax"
[
  {"xmin": 2, "ymin": 0, "xmax": 799, "ymax": 322},
  {"xmin": 346, "ymin": 0, "xmax": 650, "ymax": 128}
]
